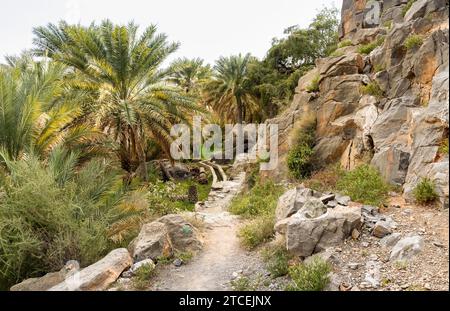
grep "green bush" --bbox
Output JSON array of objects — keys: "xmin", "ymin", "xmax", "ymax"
[
  {"xmin": 287, "ymin": 114, "xmax": 317, "ymax": 179},
  {"xmin": 262, "ymin": 243, "xmax": 293, "ymax": 278},
  {"xmin": 0, "ymin": 155, "xmax": 146, "ymax": 289},
  {"xmin": 336, "ymin": 164, "xmax": 389, "ymax": 206},
  {"xmin": 439, "ymin": 138, "xmax": 449, "ymax": 155},
  {"xmin": 361, "ymin": 81, "xmax": 384, "ymax": 98},
  {"xmin": 239, "ymin": 214, "xmax": 276, "ymax": 250},
  {"xmin": 338, "ymin": 39, "xmax": 352, "ymax": 48},
  {"xmin": 132, "ymin": 263, "xmax": 156, "ymax": 290},
  {"xmin": 229, "ymin": 181, "xmax": 283, "ymax": 218},
  {"xmin": 306, "ymin": 75, "xmax": 320, "ymax": 92},
  {"xmin": 286, "ymin": 258, "xmax": 331, "ymax": 291},
  {"xmin": 404, "ymin": 35, "xmax": 423, "ymax": 50},
  {"xmin": 413, "ymin": 178, "xmax": 438, "ymax": 205},
  {"xmin": 357, "ymin": 36, "xmax": 385, "ymax": 54},
  {"xmin": 402, "ymin": 0, "xmax": 416, "ymax": 16}
]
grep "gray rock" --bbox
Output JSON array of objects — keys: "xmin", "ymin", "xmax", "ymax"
[
  {"xmin": 157, "ymin": 214, "xmax": 203, "ymax": 252},
  {"xmin": 129, "ymin": 222, "xmax": 173, "ymax": 262},
  {"xmin": 173, "ymin": 258, "xmax": 183, "ymax": 267},
  {"xmin": 320, "ymin": 194, "xmax": 336, "ymax": 204},
  {"xmin": 335, "ymin": 195, "xmax": 351, "ymax": 206},
  {"xmin": 286, "ymin": 206, "xmax": 362, "ymax": 257},
  {"xmin": 362, "ymin": 205, "xmax": 379, "ymax": 216},
  {"xmin": 327, "ymin": 200, "xmax": 338, "ymax": 208},
  {"xmin": 296, "ymin": 198, "xmax": 328, "ymax": 219},
  {"xmin": 390, "ymin": 236, "xmax": 423, "ymax": 261},
  {"xmin": 380, "ymin": 233, "xmax": 402, "ymax": 248},
  {"xmin": 404, "ymin": 0, "xmax": 447, "ymax": 22},
  {"xmin": 49, "ymin": 248, "xmax": 132, "ymax": 291}
]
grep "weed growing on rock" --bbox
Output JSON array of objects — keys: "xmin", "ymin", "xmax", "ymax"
[
  {"xmin": 413, "ymin": 178, "xmax": 438, "ymax": 205},
  {"xmin": 338, "ymin": 39, "xmax": 352, "ymax": 48},
  {"xmin": 132, "ymin": 263, "xmax": 156, "ymax": 290},
  {"xmin": 357, "ymin": 36, "xmax": 385, "ymax": 54},
  {"xmin": 306, "ymin": 75, "xmax": 320, "ymax": 92},
  {"xmin": 402, "ymin": 0, "xmax": 416, "ymax": 17},
  {"xmin": 360, "ymin": 81, "xmax": 384, "ymax": 99},
  {"xmin": 286, "ymin": 258, "xmax": 331, "ymax": 291},
  {"xmin": 439, "ymin": 138, "xmax": 449, "ymax": 155},
  {"xmin": 404, "ymin": 34, "xmax": 423, "ymax": 50},
  {"xmin": 336, "ymin": 164, "xmax": 389, "ymax": 206}
]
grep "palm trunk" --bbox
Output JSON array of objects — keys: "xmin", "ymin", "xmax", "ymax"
[{"xmin": 236, "ymin": 96, "xmax": 243, "ymax": 124}]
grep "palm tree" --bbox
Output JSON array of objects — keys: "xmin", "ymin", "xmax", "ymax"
[
  {"xmin": 168, "ymin": 57, "xmax": 211, "ymax": 94},
  {"xmin": 32, "ymin": 21, "xmax": 202, "ymax": 179},
  {"xmin": 203, "ymin": 53, "xmax": 258, "ymax": 124},
  {"xmin": 0, "ymin": 55, "xmax": 102, "ymax": 162}
]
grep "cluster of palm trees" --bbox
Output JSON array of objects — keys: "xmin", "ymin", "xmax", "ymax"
[{"xmin": 1, "ymin": 20, "xmax": 259, "ymax": 180}]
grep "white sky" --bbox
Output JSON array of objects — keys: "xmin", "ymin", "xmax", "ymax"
[{"xmin": 0, "ymin": 0, "xmax": 342, "ymax": 65}]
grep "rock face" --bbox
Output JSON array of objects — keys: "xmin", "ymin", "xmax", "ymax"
[
  {"xmin": 264, "ymin": 0, "xmax": 449, "ymax": 208},
  {"xmin": 49, "ymin": 249, "xmax": 132, "ymax": 291}
]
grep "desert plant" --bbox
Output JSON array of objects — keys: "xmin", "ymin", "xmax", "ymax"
[
  {"xmin": 336, "ymin": 164, "xmax": 389, "ymax": 206},
  {"xmin": 238, "ymin": 214, "xmax": 275, "ymax": 250},
  {"xmin": 402, "ymin": 0, "xmax": 416, "ymax": 16},
  {"xmin": 439, "ymin": 138, "xmax": 449, "ymax": 155},
  {"xmin": 262, "ymin": 243, "xmax": 293, "ymax": 278},
  {"xmin": 286, "ymin": 258, "xmax": 331, "ymax": 291},
  {"xmin": 361, "ymin": 81, "xmax": 384, "ymax": 98},
  {"xmin": 413, "ymin": 178, "xmax": 438, "ymax": 205},
  {"xmin": 306, "ymin": 75, "xmax": 320, "ymax": 92},
  {"xmin": 357, "ymin": 36, "xmax": 385, "ymax": 55},
  {"xmin": 287, "ymin": 113, "xmax": 316, "ymax": 179},
  {"xmin": 337, "ymin": 39, "xmax": 352, "ymax": 48},
  {"xmin": 132, "ymin": 263, "xmax": 156, "ymax": 290},
  {"xmin": 404, "ymin": 35, "xmax": 423, "ymax": 50}
]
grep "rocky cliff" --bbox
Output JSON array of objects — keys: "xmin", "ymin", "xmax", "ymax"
[{"xmin": 265, "ymin": 0, "xmax": 449, "ymax": 208}]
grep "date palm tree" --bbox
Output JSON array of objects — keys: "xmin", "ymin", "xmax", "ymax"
[
  {"xmin": 203, "ymin": 53, "xmax": 258, "ymax": 124},
  {"xmin": 168, "ymin": 57, "xmax": 211, "ymax": 94},
  {"xmin": 32, "ymin": 21, "xmax": 202, "ymax": 178},
  {"xmin": 0, "ymin": 55, "xmax": 102, "ymax": 162}
]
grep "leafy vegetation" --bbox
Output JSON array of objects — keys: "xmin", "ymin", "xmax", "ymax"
[
  {"xmin": 357, "ymin": 36, "xmax": 385, "ymax": 55},
  {"xmin": 336, "ymin": 164, "xmax": 389, "ymax": 206},
  {"xmin": 287, "ymin": 112, "xmax": 317, "ymax": 179},
  {"xmin": 413, "ymin": 178, "xmax": 438, "ymax": 205},
  {"xmin": 361, "ymin": 81, "xmax": 384, "ymax": 98},
  {"xmin": 404, "ymin": 35, "xmax": 423, "ymax": 50},
  {"xmin": 262, "ymin": 243, "xmax": 294, "ymax": 278},
  {"xmin": 132, "ymin": 263, "xmax": 156, "ymax": 290},
  {"xmin": 306, "ymin": 75, "xmax": 321, "ymax": 92},
  {"xmin": 337, "ymin": 39, "xmax": 352, "ymax": 48},
  {"xmin": 439, "ymin": 138, "xmax": 449, "ymax": 155},
  {"xmin": 286, "ymin": 258, "xmax": 331, "ymax": 291},
  {"xmin": 402, "ymin": 0, "xmax": 416, "ymax": 17}
]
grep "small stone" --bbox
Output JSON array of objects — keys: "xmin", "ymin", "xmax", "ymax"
[
  {"xmin": 348, "ymin": 263, "xmax": 360, "ymax": 270},
  {"xmin": 173, "ymin": 258, "xmax": 183, "ymax": 267},
  {"xmin": 350, "ymin": 285, "xmax": 360, "ymax": 291},
  {"xmin": 320, "ymin": 194, "xmax": 335, "ymax": 204},
  {"xmin": 380, "ymin": 233, "xmax": 402, "ymax": 248},
  {"xmin": 432, "ymin": 241, "xmax": 445, "ymax": 248},
  {"xmin": 327, "ymin": 200, "xmax": 338, "ymax": 208},
  {"xmin": 336, "ymin": 195, "xmax": 351, "ymax": 206},
  {"xmin": 400, "ymin": 284, "xmax": 410, "ymax": 290},
  {"xmin": 390, "ymin": 204, "xmax": 401, "ymax": 209},
  {"xmin": 424, "ymin": 283, "xmax": 431, "ymax": 290},
  {"xmin": 372, "ymin": 220, "xmax": 393, "ymax": 238},
  {"xmin": 361, "ymin": 242, "xmax": 370, "ymax": 248}
]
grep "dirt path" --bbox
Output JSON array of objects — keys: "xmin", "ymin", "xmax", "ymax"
[{"xmin": 150, "ymin": 172, "xmax": 266, "ymax": 291}]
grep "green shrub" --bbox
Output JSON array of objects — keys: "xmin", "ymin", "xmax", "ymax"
[
  {"xmin": 402, "ymin": 0, "xmax": 416, "ymax": 16},
  {"xmin": 239, "ymin": 214, "xmax": 275, "ymax": 250},
  {"xmin": 413, "ymin": 178, "xmax": 438, "ymax": 205},
  {"xmin": 361, "ymin": 81, "xmax": 384, "ymax": 98},
  {"xmin": 287, "ymin": 113, "xmax": 317, "ymax": 179},
  {"xmin": 404, "ymin": 35, "xmax": 423, "ymax": 50},
  {"xmin": 383, "ymin": 21, "xmax": 393, "ymax": 30},
  {"xmin": 374, "ymin": 64, "xmax": 385, "ymax": 73},
  {"xmin": 338, "ymin": 39, "xmax": 352, "ymax": 48},
  {"xmin": 330, "ymin": 50, "xmax": 345, "ymax": 57},
  {"xmin": 306, "ymin": 75, "xmax": 320, "ymax": 92},
  {"xmin": 132, "ymin": 263, "xmax": 156, "ymax": 290},
  {"xmin": 0, "ymin": 155, "xmax": 146, "ymax": 289},
  {"xmin": 262, "ymin": 243, "xmax": 293, "ymax": 278},
  {"xmin": 286, "ymin": 258, "xmax": 331, "ymax": 291},
  {"xmin": 336, "ymin": 164, "xmax": 389, "ymax": 206},
  {"xmin": 230, "ymin": 276, "xmax": 259, "ymax": 291},
  {"xmin": 229, "ymin": 181, "xmax": 283, "ymax": 218},
  {"xmin": 439, "ymin": 138, "xmax": 449, "ymax": 155},
  {"xmin": 304, "ymin": 164, "xmax": 344, "ymax": 193},
  {"xmin": 357, "ymin": 36, "xmax": 385, "ymax": 54}
]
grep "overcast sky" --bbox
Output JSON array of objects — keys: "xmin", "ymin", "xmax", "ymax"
[{"xmin": 1, "ymin": 0, "xmax": 342, "ymax": 65}]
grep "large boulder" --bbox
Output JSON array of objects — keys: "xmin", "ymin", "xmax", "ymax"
[
  {"xmin": 285, "ymin": 206, "xmax": 362, "ymax": 257},
  {"xmin": 49, "ymin": 249, "xmax": 132, "ymax": 291},
  {"xmin": 10, "ymin": 261, "xmax": 79, "ymax": 291},
  {"xmin": 157, "ymin": 214, "xmax": 203, "ymax": 252},
  {"xmin": 129, "ymin": 222, "xmax": 173, "ymax": 262},
  {"xmin": 390, "ymin": 236, "xmax": 423, "ymax": 261}
]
